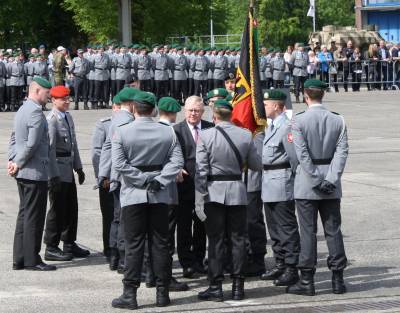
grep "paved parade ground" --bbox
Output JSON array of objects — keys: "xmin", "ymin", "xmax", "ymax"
[{"xmin": 1, "ymin": 90, "xmax": 400, "ymax": 313}]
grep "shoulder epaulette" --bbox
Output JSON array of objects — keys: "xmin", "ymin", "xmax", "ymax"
[
  {"xmin": 46, "ymin": 112, "xmax": 56, "ymax": 120},
  {"xmin": 118, "ymin": 122, "xmax": 130, "ymax": 127},
  {"xmin": 295, "ymin": 111, "xmax": 305, "ymax": 116},
  {"xmin": 100, "ymin": 117, "xmax": 111, "ymax": 123},
  {"xmin": 330, "ymin": 111, "xmax": 340, "ymax": 115}
]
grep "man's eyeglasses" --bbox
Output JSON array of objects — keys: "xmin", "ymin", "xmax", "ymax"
[{"xmin": 187, "ymin": 109, "xmax": 201, "ymax": 114}]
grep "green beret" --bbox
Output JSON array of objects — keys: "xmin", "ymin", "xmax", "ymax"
[
  {"xmin": 304, "ymin": 79, "xmax": 327, "ymax": 90},
  {"xmin": 268, "ymin": 48, "xmax": 274, "ymax": 53},
  {"xmin": 263, "ymin": 90, "xmax": 287, "ymax": 101},
  {"xmin": 297, "ymin": 43, "xmax": 304, "ymax": 47},
  {"xmin": 118, "ymin": 87, "xmax": 140, "ymax": 102},
  {"xmin": 214, "ymin": 99, "xmax": 233, "ymax": 111},
  {"xmin": 207, "ymin": 88, "xmax": 229, "ymax": 99},
  {"xmin": 235, "ymin": 47, "xmax": 241, "ymax": 51},
  {"xmin": 33, "ymin": 77, "xmax": 52, "ymax": 89},
  {"xmin": 132, "ymin": 91, "xmax": 157, "ymax": 107},
  {"xmin": 225, "ymin": 94, "xmax": 233, "ymax": 102},
  {"xmin": 158, "ymin": 97, "xmax": 181, "ymax": 113},
  {"xmin": 176, "ymin": 46, "xmax": 183, "ymax": 50},
  {"xmin": 112, "ymin": 94, "xmax": 121, "ymax": 104}
]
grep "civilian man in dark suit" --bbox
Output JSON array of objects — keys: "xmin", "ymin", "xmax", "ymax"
[
  {"xmin": 173, "ymin": 95, "xmax": 214, "ymax": 278},
  {"xmin": 377, "ymin": 40, "xmax": 390, "ymax": 90}
]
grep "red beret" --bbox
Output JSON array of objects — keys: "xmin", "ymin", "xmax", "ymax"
[{"xmin": 50, "ymin": 86, "xmax": 70, "ymax": 98}]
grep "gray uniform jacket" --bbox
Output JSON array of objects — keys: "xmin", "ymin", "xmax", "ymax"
[
  {"xmin": 91, "ymin": 117, "xmax": 111, "ymax": 179},
  {"xmin": 213, "ymin": 55, "xmax": 228, "ymax": 80},
  {"xmin": 115, "ymin": 53, "xmax": 132, "ymax": 81},
  {"xmin": 33, "ymin": 61, "xmax": 49, "ymax": 79},
  {"xmin": 271, "ymin": 56, "xmax": 286, "ymax": 81},
  {"xmin": 98, "ymin": 109, "xmax": 134, "ymax": 190},
  {"xmin": 69, "ymin": 56, "xmax": 90, "ymax": 78},
  {"xmin": 109, "ymin": 53, "xmax": 116, "ymax": 81},
  {"xmin": 187, "ymin": 54, "xmax": 195, "ymax": 79},
  {"xmin": 246, "ymin": 131, "xmax": 264, "ymax": 193},
  {"xmin": 264, "ymin": 55, "xmax": 273, "ymax": 79},
  {"xmin": 24, "ymin": 62, "xmax": 35, "ymax": 85},
  {"xmin": 259, "ymin": 55, "xmax": 267, "ymax": 81},
  {"xmin": 292, "ymin": 105, "xmax": 348, "ymax": 200},
  {"xmin": 195, "ymin": 122, "xmax": 262, "ymax": 206},
  {"xmin": 262, "ymin": 114, "xmax": 298, "ymax": 203},
  {"xmin": 152, "ymin": 54, "xmax": 171, "ymax": 81},
  {"xmin": 47, "ymin": 109, "xmax": 82, "ymax": 182},
  {"xmin": 173, "ymin": 54, "xmax": 189, "ymax": 80},
  {"xmin": 291, "ymin": 51, "xmax": 308, "ymax": 77},
  {"xmin": 0, "ymin": 61, "xmax": 6, "ymax": 87},
  {"xmin": 7, "ymin": 62, "xmax": 25, "ymax": 86},
  {"xmin": 192, "ymin": 55, "xmax": 210, "ymax": 81},
  {"xmin": 135, "ymin": 54, "xmax": 152, "ymax": 80},
  {"xmin": 83, "ymin": 52, "xmax": 95, "ymax": 80},
  {"xmin": 207, "ymin": 54, "xmax": 214, "ymax": 80},
  {"xmin": 8, "ymin": 99, "xmax": 49, "ymax": 181},
  {"xmin": 112, "ymin": 117, "xmax": 184, "ymax": 207},
  {"xmin": 92, "ymin": 53, "xmax": 111, "ymax": 81}
]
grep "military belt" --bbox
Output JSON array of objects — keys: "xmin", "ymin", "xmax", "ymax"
[
  {"xmin": 95, "ymin": 67, "xmax": 105, "ymax": 70},
  {"xmin": 117, "ymin": 66, "xmax": 129, "ymax": 69},
  {"xmin": 195, "ymin": 70, "xmax": 205, "ymax": 72},
  {"xmin": 312, "ymin": 158, "xmax": 332, "ymax": 165},
  {"xmin": 135, "ymin": 165, "xmax": 163, "ymax": 172},
  {"xmin": 56, "ymin": 152, "xmax": 71, "ymax": 157},
  {"xmin": 11, "ymin": 74, "xmax": 23, "ymax": 77},
  {"xmin": 207, "ymin": 174, "xmax": 242, "ymax": 181},
  {"xmin": 214, "ymin": 67, "xmax": 224, "ymax": 70},
  {"xmin": 155, "ymin": 68, "xmax": 166, "ymax": 71},
  {"xmin": 263, "ymin": 163, "xmax": 291, "ymax": 170},
  {"xmin": 138, "ymin": 67, "xmax": 147, "ymax": 70},
  {"xmin": 294, "ymin": 66, "xmax": 304, "ymax": 69}
]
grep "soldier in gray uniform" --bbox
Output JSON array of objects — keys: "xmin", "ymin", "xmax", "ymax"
[
  {"xmin": 186, "ymin": 47, "xmax": 195, "ymax": 96},
  {"xmin": 115, "ymin": 45, "xmax": 132, "ymax": 93},
  {"xmin": 291, "ymin": 43, "xmax": 309, "ymax": 103},
  {"xmin": 259, "ymin": 47, "xmax": 268, "ymax": 89},
  {"xmin": 69, "ymin": 49, "xmax": 90, "ymax": 110},
  {"xmin": 0, "ymin": 59, "xmax": 6, "ymax": 111},
  {"xmin": 91, "ymin": 45, "xmax": 111, "ymax": 109},
  {"xmin": 43, "ymin": 85, "xmax": 89, "ymax": 261},
  {"xmin": 109, "ymin": 45, "xmax": 118, "ymax": 102},
  {"xmin": 192, "ymin": 48, "xmax": 210, "ymax": 99},
  {"xmin": 152, "ymin": 46, "xmax": 171, "ymax": 99},
  {"xmin": 213, "ymin": 49, "xmax": 228, "ymax": 89},
  {"xmin": 195, "ymin": 99, "xmax": 262, "ymax": 302},
  {"xmin": 287, "ymin": 79, "xmax": 348, "ymax": 296},
  {"xmin": 7, "ymin": 53, "xmax": 25, "ymax": 111},
  {"xmin": 111, "ymin": 91, "xmax": 184, "ymax": 310},
  {"xmin": 33, "ymin": 54, "xmax": 49, "ymax": 80},
  {"xmin": 135, "ymin": 46, "xmax": 152, "ymax": 92},
  {"xmin": 265, "ymin": 48, "xmax": 274, "ymax": 89},
  {"xmin": 259, "ymin": 90, "xmax": 300, "ymax": 286},
  {"xmin": 8, "ymin": 77, "xmax": 54, "ymax": 271},
  {"xmin": 24, "ymin": 54, "xmax": 36, "ymax": 90},
  {"xmin": 271, "ymin": 49, "xmax": 286, "ymax": 89},
  {"xmin": 98, "ymin": 87, "xmax": 137, "ymax": 272},
  {"xmin": 172, "ymin": 46, "xmax": 188, "ymax": 104},
  {"xmin": 91, "ymin": 95, "xmax": 122, "ymax": 259},
  {"xmin": 84, "ymin": 45, "xmax": 95, "ymax": 108}
]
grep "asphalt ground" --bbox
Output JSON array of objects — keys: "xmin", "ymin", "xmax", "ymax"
[{"xmin": 0, "ymin": 90, "xmax": 400, "ymax": 313}]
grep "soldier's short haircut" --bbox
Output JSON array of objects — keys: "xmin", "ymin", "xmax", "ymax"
[
  {"xmin": 304, "ymin": 88, "xmax": 324, "ymax": 102},
  {"xmin": 134, "ymin": 101, "xmax": 154, "ymax": 115},
  {"xmin": 213, "ymin": 107, "xmax": 232, "ymax": 121}
]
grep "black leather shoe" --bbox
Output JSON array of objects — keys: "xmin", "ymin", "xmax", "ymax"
[
  {"xmin": 83, "ymin": 103, "xmax": 89, "ymax": 110},
  {"xmin": 170, "ymin": 276, "xmax": 189, "ymax": 292},
  {"xmin": 112, "ymin": 284, "xmax": 138, "ymax": 310},
  {"xmin": 183, "ymin": 267, "xmax": 196, "ymax": 278},
  {"xmin": 295, "ymin": 96, "xmax": 300, "ymax": 103},
  {"xmin": 109, "ymin": 248, "xmax": 119, "ymax": 271},
  {"xmin": 74, "ymin": 103, "xmax": 79, "ymax": 110},
  {"xmin": 12, "ymin": 263, "xmax": 24, "ymax": 270},
  {"xmin": 45, "ymin": 246, "xmax": 73, "ymax": 261},
  {"xmin": 117, "ymin": 263, "xmax": 125, "ymax": 275},
  {"xmin": 332, "ymin": 270, "xmax": 347, "ymax": 294},
  {"xmin": 286, "ymin": 269, "xmax": 315, "ymax": 296},
  {"xmin": 63, "ymin": 242, "xmax": 90, "ymax": 258},
  {"xmin": 198, "ymin": 284, "xmax": 223, "ymax": 302},
  {"xmin": 156, "ymin": 286, "xmax": 170, "ymax": 307},
  {"xmin": 274, "ymin": 266, "xmax": 299, "ymax": 286},
  {"xmin": 232, "ymin": 278, "xmax": 245, "ymax": 300},
  {"xmin": 260, "ymin": 259, "xmax": 285, "ymax": 280},
  {"xmin": 25, "ymin": 262, "xmax": 57, "ymax": 271}
]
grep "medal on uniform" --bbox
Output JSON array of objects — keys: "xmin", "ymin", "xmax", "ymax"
[{"xmin": 287, "ymin": 133, "xmax": 293, "ymax": 143}]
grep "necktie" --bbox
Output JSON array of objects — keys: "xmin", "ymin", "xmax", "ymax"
[
  {"xmin": 194, "ymin": 125, "xmax": 199, "ymax": 144},
  {"xmin": 269, "ymin": 123, "xmax": 274, "ymax": 133}
]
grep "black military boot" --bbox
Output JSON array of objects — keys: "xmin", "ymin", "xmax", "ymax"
[
  {"xmin": 63, "ymin": 242, "xmax": 90, "ymax": 258},
  {"xmin": 111, "ymin": 283, "xmax": 138, "ymax": 310},
  {"xmin": 295, "ymin": 96, "xmax": 300, "ymax": 103},
  {"xmin": 169, "ymin": 276, "xmax": 189, "ymax": 292},
  {"xmin": 74, "ymin": 102, "xmax": 79, "ymax": 110},
  {"xmin": 274, "ymin": 266, "xmax": 299, "ymax": 286},
  {"xmin": 232, "ymin": 278, "xmax": 245, "ymax": 300},
  {"xmin": 45, "ymin": 246, "xmax": 73, "ymax": 261},
  {"xmin": 260, "ymin": 259, "xmax": 285, "ymax": 280},
  {"xmin": 286, "ymin": 269, "xmax": 315, "ymax": 296},
  {"xmin": 83, "ymin": 102, "xmax": 89, "ymax": 110},
  {"xmin": 109, "ymin": 248, "xmax": 119, "ymax": 271},
  {"xmin": 332, "ymin": 270, "xmax": 347, "ymax": 294},
  {"xmin": 198, "ymin": 283, "xmax": 223, "ymax": 302},
  {"xmin": 156, "ymin": 286, "xmax": 170, "ymax": 307},
  {"xmin": 91, "ymin": 102, "xmax": 98, "ymax": 110}
]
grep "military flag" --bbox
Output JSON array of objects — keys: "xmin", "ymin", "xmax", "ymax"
[{"xmin": 232, "ymin": 6, "xmax": 266, "ymax": 133}]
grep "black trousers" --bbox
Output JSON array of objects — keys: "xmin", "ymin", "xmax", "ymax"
[
  {"xmin": 87, "ymin": 79, "xmax": 95, "ymax": 102},
  {"xmin": 293, "ymin": 76, "xmax": 306, "ymax": 97},
  {"xmin": 177, "ymin": 197, "xmax": 206, "ymax": 268},
  {"xmin": 194, "ymin": 80, "xmax": 207, "ymax": 99},
  {"xmin": 14, "ymin": 179, "xmax": 48, "ymax": 267},
  {"xmin": 44, "ymin": 181, "xmax": 78, "ymax": 247},
  {"xmin": 273, "ymin": 80, "xmax": 284, "ymax": 89},
  {"xmin": 168, "ymin": 205, "xmax": 178, "ymax": 260},
  {"xmin": 94, "ymin": 80, "xmax": 109, "ymax": 104},
  {"xmin": 110, "ymin": 79, "xmax": 117, "ymax": 100},
  {"xmin": 188, "ymin": 78, "xmax": 194, "ymax": 96},
  {"xmin": 264, "ymin": 201, "xmax": 300, "ymax": 265},
  {"xmin": 213, "ymin": 79, "xmax": 224, "ymax": 89},
  {"xmin": 139, "ymin": 80, "xmax": 151, "ymax": 92},
  {"xmin": 266, "ymin": 78, "xmax": 273, "ymax": 89},
  {"xmin": 0, "ymin": 86, "xmax": 4, "ymax": 108},
  {"xmin": 74, "ymin": 77, "xmax": 88, "ymax": 104},
  {"xmin": 296, "ymin": 199, "xmax": 347, "ymax": 271},
  {"xmin": 205, "ymin": 202, "xmax": 247, "ymax": 282},
  {"xmin": 110, "ymin": 188, "xmax": 124, "ymax": 256},
  {"xmin": 10, "ymin": 86, "xmax": 23, "ymax": 107},
  {"xmin": 246, "ymin": 191, "xmax": 267, "ymax": 258},
  {"xmin": 115, "ymin": 80, "xmax": 126, "ymax": 94},
  {"xmin": 122, "ymin": 203, "xmax": 170, "ymax": 287},
  {"xmin": 98, "ymin": 187, "xmax": 114, "ymax": 252},
  {"xmin": 155, "ymin": 80, "xmax": 169, "ymax": 99},
  {"xmin": 377, "ymin": 63, "xmax": 388, "ymax": 89},
  {"xmin": 173, "ymin": 80, "xmax": 188, "ymax": 104}
]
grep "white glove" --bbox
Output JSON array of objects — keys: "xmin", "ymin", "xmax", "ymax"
[{"xmin": 195, "ymin": 190, "xmax": 207, "ymax": 222}]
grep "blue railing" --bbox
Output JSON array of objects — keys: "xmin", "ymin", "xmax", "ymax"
[{"xmin": 363, "ymin": 0, "xmax": 400, "ymax": 6}]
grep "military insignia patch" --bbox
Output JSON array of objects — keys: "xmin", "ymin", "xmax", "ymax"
[{"xmin": 287, "ymin": 132, "xmax": 293, "ymax": 143}]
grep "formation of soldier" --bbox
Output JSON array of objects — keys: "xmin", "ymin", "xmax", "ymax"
[{"xmin": 8, "ymin": 72, "xmax": 349, "ymax": 310}]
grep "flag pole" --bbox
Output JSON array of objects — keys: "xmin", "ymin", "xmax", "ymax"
[{"xmin": 313, "ymin": 4, "xmax": 316, "ymax": 32}]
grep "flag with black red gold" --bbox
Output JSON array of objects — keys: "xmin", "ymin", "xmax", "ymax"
[{"xmin": 232, "ymin": 6, "xmax": 266, "ymax": 133}]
